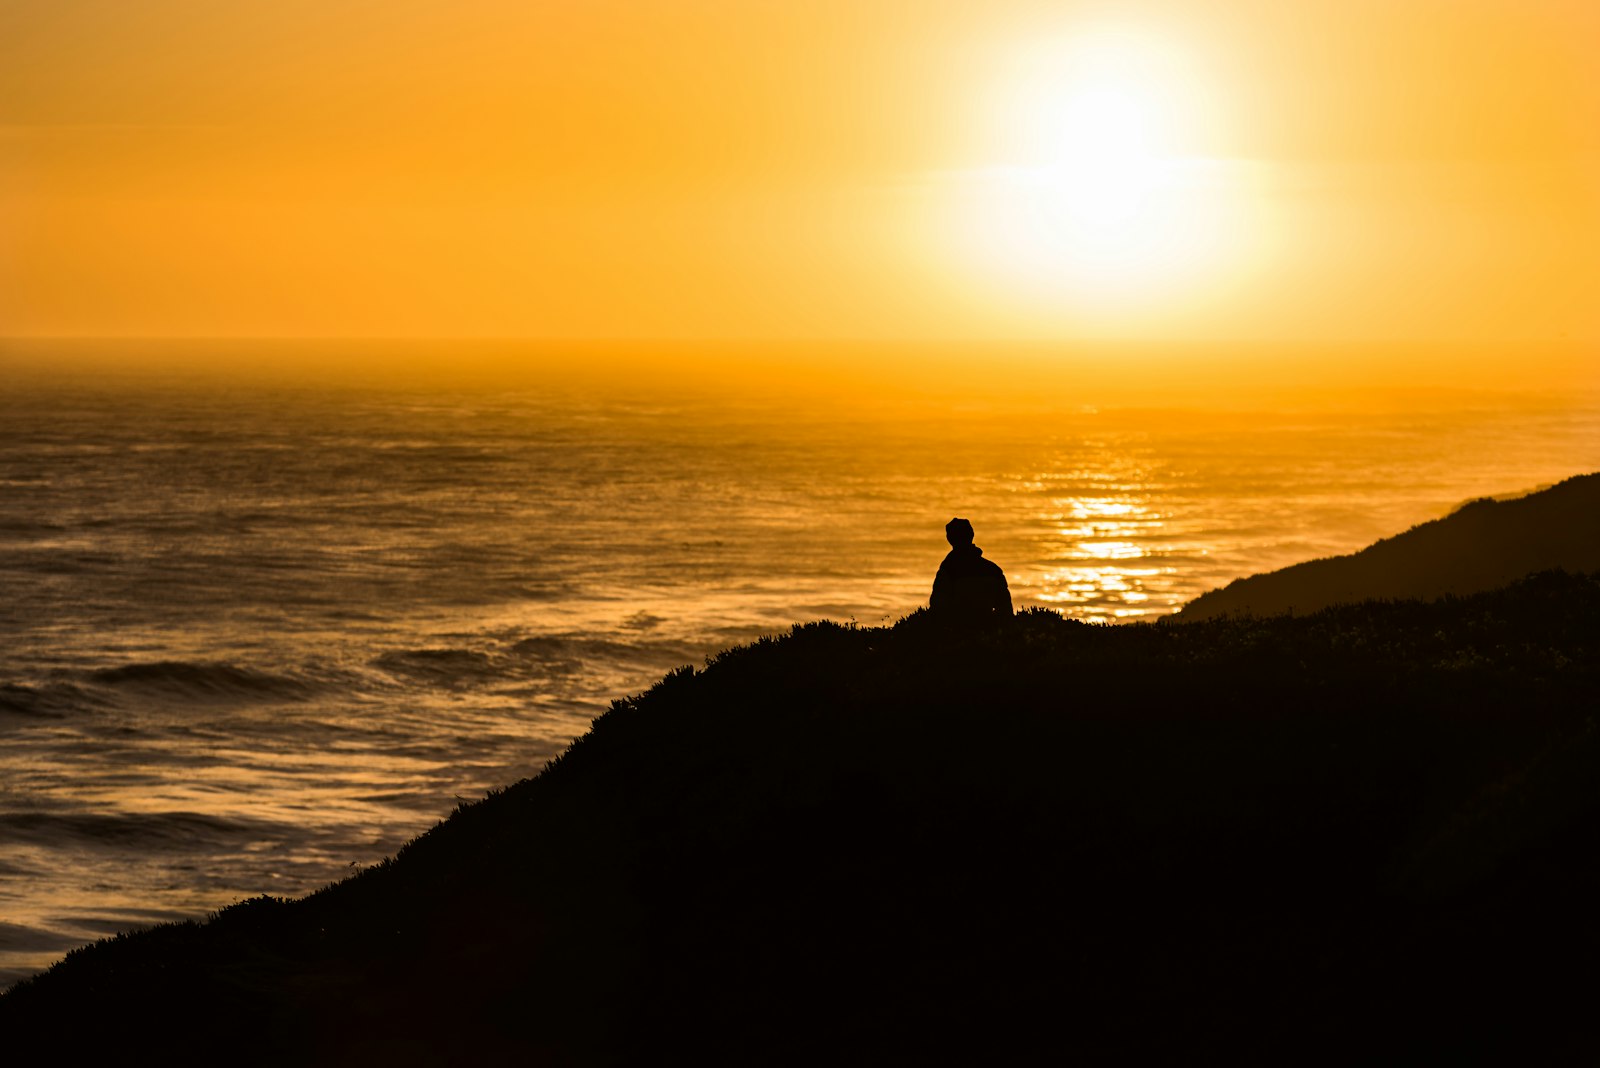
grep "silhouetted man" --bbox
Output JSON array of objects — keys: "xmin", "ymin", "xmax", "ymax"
[{"xmin": 930, "ymin": 517, "xmax": 1013, "ymax": 623}]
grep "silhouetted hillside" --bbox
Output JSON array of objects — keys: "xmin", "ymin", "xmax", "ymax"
[
  {"xmin": 1176, "ymin": 472, "xmax": 1600, "ymax": 621},
  {"xmin": 5, "ymin": 572, "xmax": 1600, "ymax": 1063}
]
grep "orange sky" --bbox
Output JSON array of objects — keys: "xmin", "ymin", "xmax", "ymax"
[{"xmin": 3, "ymin": 0, "xmax": 1598, "ymax": 342}]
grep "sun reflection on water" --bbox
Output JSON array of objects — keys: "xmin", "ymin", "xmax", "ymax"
[{"xmin": 1015, "ymin": 487, "xmax": 1190, "ymax": 621}]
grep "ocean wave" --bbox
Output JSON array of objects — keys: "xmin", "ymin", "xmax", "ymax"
[
  {"xmin": 506, "ymin": 636, "xmax": 586, "ymax": 668},
  {"xmin": 0, "ymin": 810, "xmax": 281, "ymax": 851},
  {"xmin": 0, "ymin": 684, "xmax": 61, "ymax": 719},
  {"xmin": 85, "ymin": 662, "xmax": 318, "ymax": 702},
  {"xmin": 0, "ymin": 682, "xmax": 104, "ymax": 720},
  {"xmin": 507, "ymin": 634, "xmax": 684, "ymax": 663},
  {"xmin": 371, "ymin": 648, "xmax": 501, "ymax": 687},
  {"xmin": 371, "ymin": 634, "xmax": 684, "ymax": 690},
  {"xmin": 0, "ymin": 855, "xmax": 40, "ymax": 878},
  {"xmin": 0, "ymin": 919, "xmax": 83, "ymax": 964},
  {"xmin": 0, "ymin": 517, "xmax": 66, "ymax": 536}
]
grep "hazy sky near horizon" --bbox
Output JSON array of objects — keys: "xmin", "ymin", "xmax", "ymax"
[{"xmin": 3, "ymin": 0, "xmax": 1598, "ymax": 343}]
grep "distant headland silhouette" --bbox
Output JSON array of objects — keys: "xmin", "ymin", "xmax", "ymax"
[{"xmin": 1177, "ymin": 472, "xmax": 1600, "ymax": 620}]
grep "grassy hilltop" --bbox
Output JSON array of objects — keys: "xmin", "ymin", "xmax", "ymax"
[{"xmin": 5, "ymin": 571, "xmax": 1600, "ymax": 1062}]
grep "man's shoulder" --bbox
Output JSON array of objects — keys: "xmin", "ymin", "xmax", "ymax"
[{"xmin": 938, "ymin": 546, "xmax": 1009, "ymax": 575}]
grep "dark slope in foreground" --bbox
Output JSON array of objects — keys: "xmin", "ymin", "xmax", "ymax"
[
  {"xmin": 1177, "ymin": 472, "xmax": 1600, "ymax": 621},
  {"xmin": 6, "ymin": 572, "xmax": 1600, "ymax": 1063}
]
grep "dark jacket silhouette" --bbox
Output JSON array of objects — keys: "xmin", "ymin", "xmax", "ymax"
[{"xmin": 930, "ymin": 518, "xmax": 1013, "ymax": 622}]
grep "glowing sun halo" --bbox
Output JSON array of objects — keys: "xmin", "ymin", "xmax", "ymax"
[{"xmin": 954, "ymin": 30, "xmax": 1250, "ymax": 311}]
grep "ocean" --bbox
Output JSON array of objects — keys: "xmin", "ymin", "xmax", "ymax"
[{"xmin": 2, "ymin": 341, "xmax": 1596, "ymax": 984}]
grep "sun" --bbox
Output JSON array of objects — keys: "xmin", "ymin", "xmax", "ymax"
[
  {"xmin": 948, "ymin": 29, "xmax": 1252, "ymax": 313},
  {"xmin": 1049, "ymin": 86, "xmax": 1165, "ymax": 225}
]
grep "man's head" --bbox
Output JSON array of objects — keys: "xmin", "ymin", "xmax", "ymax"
[{"xmin": 945, "ymin": 517, "xmax": 975, "ymax": 547}]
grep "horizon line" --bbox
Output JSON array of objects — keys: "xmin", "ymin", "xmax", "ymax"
[{"xmin": 3, "ymin": 334, "xmax": 1595, "ymax": 349}]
